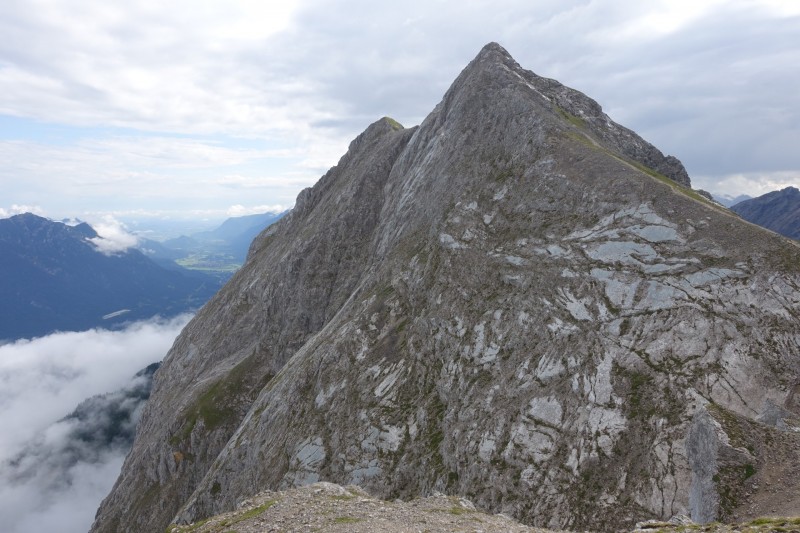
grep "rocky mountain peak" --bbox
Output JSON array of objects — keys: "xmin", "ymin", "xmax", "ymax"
[
  {"xmin": 441, "ymin": 42, "xmax": 692, "ymax": 189},
  {"xmin": 4, "ymin": 212, "xmax": 97, "ymax": 241},
  {"xmin": 463, "ymin": 41, "xmax": 522, "ymax": 77},
  {"xmin": 92, "ymin": 44, "xmax": 800, "ymax": 533},
  {"xmin": 477, "ymin": 40, "xmax": 509, "ymax": 56}
]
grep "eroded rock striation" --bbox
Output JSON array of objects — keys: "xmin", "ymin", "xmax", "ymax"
[{"xmin": 92, "ymin": 43, "xmax": 800, "ymax": 532}]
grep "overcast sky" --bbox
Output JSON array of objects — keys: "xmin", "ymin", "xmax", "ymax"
[{"xmin": 1, "ymin": 0, "xmax": 799, "ymax": 222}]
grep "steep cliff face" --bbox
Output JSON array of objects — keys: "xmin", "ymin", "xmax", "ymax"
[
  {"xmin": 92, "ymin": 43, "xmax": 800, "ymax": 532},
  {"xmin": 91, "ymin": 117, "xmax": 415, "ymax": 532}
]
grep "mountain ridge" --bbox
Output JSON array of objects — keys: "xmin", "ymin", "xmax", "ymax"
[
  {"xmin": 92, "ymin": 43, "xmax": 800, "ymax": 532},
  {"xmin": 0, "ymin": 213, "xmax": 220, "ymax": 340},
  {"xmin": 731, "ymin": 186, "xmax": 800, "ymax": 240}
]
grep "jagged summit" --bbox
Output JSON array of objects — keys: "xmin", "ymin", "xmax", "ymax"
[
  {"xmin": 444, "ymin": 42, "xmax": 691, "ymax": 188},
  {"xmin": 478, "ymin": 40, "xmax": 507, "ymax": 55},
  {"xmin": 6, "ymin": 211, "xmax": 96, "ymax": 237},
  {"xmin": 93, "ymin": 44, "xmax": 800, "ymax": 533},
  {"xmin": 464, "ymin": 41, "xmax": 522, "ymax": 75},
  {"xmin": 464, "ymin": 41, "xmax": 533, "ymax": 75}
]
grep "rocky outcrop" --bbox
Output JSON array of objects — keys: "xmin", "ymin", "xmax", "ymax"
[
  {"xmin": 166, "ymin": 482, "xmax": 800, "ymax": 533},
  {"xmin": 166, "ymin": 482, "xmax": 544, "ymax": 533},
  {"xmin": 686, "ymin": 407, "xmax": 757, "ymax": 523},
  {"xmin": 91, "ymin": 116, "xmax": 415, "ymax": 533},
  {"xmin": 541, "ymin": 67, "xmax": 692, "ymax": 188},
  {"xmin": 92, "ymin": 43, "xmax": 800, "ymax": 532}
]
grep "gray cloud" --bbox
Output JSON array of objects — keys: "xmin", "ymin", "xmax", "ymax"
[
  {"xmin": 306, "ymin": 1, "xmax": 800, "ymax": 186},
  {"xmin": 589, "ymin": 7, "xmax": 800, "ymax": 178},
  {"xmin": 0, "ymin": 0, "xmax": 798, "ymax": 216},
  {"xmin": 0, "ymin": 315, "xmax": 189, "ymax": 533},
  {"xmin": 0, "ymin": 204, "xmax": 44, "ymax": 218}
]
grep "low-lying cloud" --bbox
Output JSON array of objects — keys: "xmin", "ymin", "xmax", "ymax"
[
  {"xmin": 226, "ymin": 203, "xmax": 289, "ymax": 217},
  {"xmin": 0, "ymin": 204, "xmax": 44, "ymax": 218},
  {"xmin": 86, "ymin": 214, "xmax": 140, "ymax": 255},
  {"xmin": 0, "ymin": 314, "xmax": 190, "ymax": 533}
]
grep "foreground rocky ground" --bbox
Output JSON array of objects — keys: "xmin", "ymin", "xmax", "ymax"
[
  {"xmin": 166, "ymin": 482, "xmax": 554, "ymax": 533},
  {"xmin": 166, "ymin": 482, "xmax": 800, "ymax": 533},
  {"xmin": 637, "ymin": 518, "xmax": 800, "ymax": 533}
]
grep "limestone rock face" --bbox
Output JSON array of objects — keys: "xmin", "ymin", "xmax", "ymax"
[{"xmin": 92, "ymin": 43, "xmax": 800, "ymax": 532}]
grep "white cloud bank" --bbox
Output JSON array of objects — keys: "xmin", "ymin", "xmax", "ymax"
[
  {"xmin": 86, "ymin": 215, "xmax": 139, "ymax": 255},
  {"xmin": 226, "ymin": 203, "xmax": 288, "ymax": 217},
  {"xmin": 0, "ymin": 314, "xmax": 190, "ymax": 533},
  {"xmin": 3, "ymin": 454, "xmax": 127, "ymax": 533},
  {"xmin": 0, "ymin": 204, "xmax": 44, "ymax": 218}
]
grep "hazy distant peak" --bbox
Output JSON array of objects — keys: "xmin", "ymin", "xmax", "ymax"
[{"xmin": 731, "ymin": 186, "xmax": 800, "ymax": 240}]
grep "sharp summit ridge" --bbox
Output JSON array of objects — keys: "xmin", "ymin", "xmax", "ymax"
[{"xmin": 91, "ymin": 43, "xmax": 800, "ymax": 533}]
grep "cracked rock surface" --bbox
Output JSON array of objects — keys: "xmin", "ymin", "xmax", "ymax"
[
  {"xmin": 92, "ymin": 43, "xmax": 800, "ymax": 533},
  {"xmin": 166, "ymin": 482, "xmax": 553, "ymax": 533}
]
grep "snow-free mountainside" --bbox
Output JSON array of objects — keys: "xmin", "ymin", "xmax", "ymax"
[
  {"xmin": 731, "ymin": 186, "xmax": 800, "ymax": 241},
  {"xmin": 0, "ymin": 213, "xmax": 220, "ymax": 340},
  {"xmin": 92, "ymin": 43, "xmax": 800, "ymax": 532}
]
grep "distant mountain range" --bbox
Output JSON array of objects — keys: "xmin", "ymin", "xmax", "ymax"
[
  {"xmin": 139, "ymin": 211, "xmax": 287, "ymax": 279},
  {"xmin": 712, "ymin": 193, "xmax": 752, "ymax": 208},
  {"xmin": 0, "ymin": 213, "xmax": 222, "ymax": 341},
  {"xmin": 730, "ymin": 186, "xmax": 800, "ymax": 240},
  {"xmin": 191, "ymin": 211, "xmax": 288, "ymax": 254}
]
